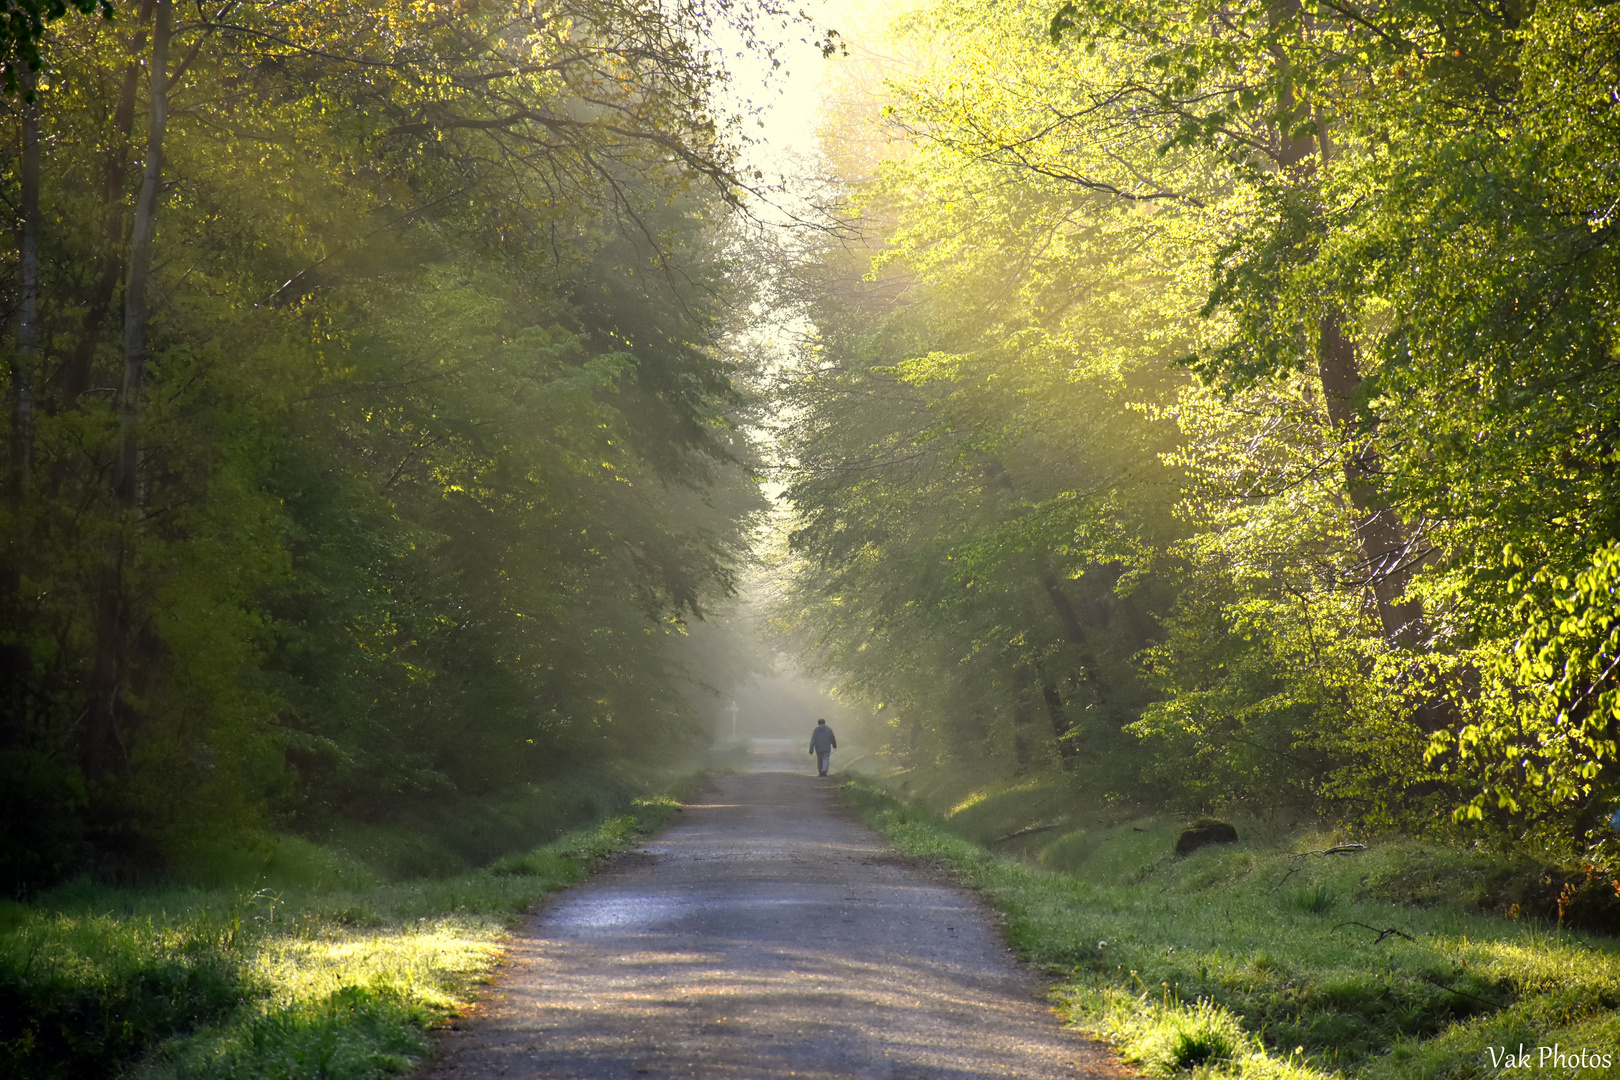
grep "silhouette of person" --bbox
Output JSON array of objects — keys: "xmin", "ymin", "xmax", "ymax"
[{"xmin": 808, "ymin": 718, "xmax": 837, "ymax": 777}]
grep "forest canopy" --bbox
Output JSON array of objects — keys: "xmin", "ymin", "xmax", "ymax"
[
  {"xmin": 0, "ymin": 0, "xmax": 776, "ymax": 891},
  {"xmin": 5, "ymin": 0, "xmax": 1620, "ymax": 892},
  {"xmin": 773, "ymin": 0, "xmax": 1620, "ymax": 864}
]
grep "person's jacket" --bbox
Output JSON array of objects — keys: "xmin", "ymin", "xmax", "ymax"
[{"xmin": 809, "ymin": 726, "xmax": 837, "ymax": 753}]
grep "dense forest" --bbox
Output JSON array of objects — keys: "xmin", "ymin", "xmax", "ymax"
[
  {"xmin": 3, "ymin": 0, "xmax": 1619, "ymax": 890},
  {"xmin": 9, "ymin": 2, "xmax": 1620, "ymax": 1077},
  {"xmin": 774, "ymin": 0, "xmax": 1620, "ymax": 869},
  {"xmin": 0, "ymin": 0, "xmax": 775, "ymax": 893}
]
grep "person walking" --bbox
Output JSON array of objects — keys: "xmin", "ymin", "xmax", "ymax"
[{"xmin": 809, "ymin": 719, "xmax": 837, "ymax": 777}]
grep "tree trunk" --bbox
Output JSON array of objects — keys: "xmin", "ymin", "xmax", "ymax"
[
  {"xmin": 1, "ymin": 65, "xmax": 41, "ymax": 738},
  {"xmin": 1038, "ymin": 671, "xmax": 1076, "ymax": 757},
  {"xmin": 84, "ymin": 0, "xmax": 170, "ymax": 779},
  {"xmin": 116, "ymin": 0, "xmax": 169, "ymax": 508},
  {"xmin": 53, "ymin": 0, "xmax": 153, "ymax": 407},
  {"xmin": 1265, "ymin": 3, "xmax": 1433, "ymax": 663},
  {"xmin": 82, "ymin": 558, "xmax": 126, "ymax": 778},
  {"xmin": 984, "ymin": 458, "xmax": 1105, "ymax": 651},
  {"xmin": 1012, "ymin": 663, "xmax": 1034, "ymax": 771},
  {"xmin": 13, "ymin": 62, "xmax": 38, "ymax": 498},
  {"xmin": 1317, "ymin": 317, "xmax": 1426, "ymax": 649},
  {"xmin": 983, "ymin": 456, "xmax": 1109, "ymax": 735},
  {"xmin": 1041, "ymin": 571, "xmax": 1106, "ymax": 702},
  {"xmin": 1275, "ymin": 7, "xmax": 1444, "ymax": 729}
]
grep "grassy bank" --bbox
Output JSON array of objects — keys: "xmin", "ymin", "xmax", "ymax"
[
  {"xmin": 1, "ymin": 771, "xmax": 708, "ymax": 1080},
  {"xmin": 844, "ymin": 776, "xmax": 1620, "ymax": 1079}
]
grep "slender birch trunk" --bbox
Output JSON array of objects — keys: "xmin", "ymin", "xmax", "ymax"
[
  {"xmin": 84, "ymin": 0, "xmax": 170, "ymax": 779},
  {"xmin": 115, "ymin": 0, "xmax": 168, "ymax": 509},
  {"xmin": 57, "ymin": 0, "xmax": 153, "ymax": 407}
]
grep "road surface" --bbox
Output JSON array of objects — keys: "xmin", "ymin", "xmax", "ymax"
[{"xmin": 424, "ymin": 739, "xmax": 1126, "ymax": 1079}]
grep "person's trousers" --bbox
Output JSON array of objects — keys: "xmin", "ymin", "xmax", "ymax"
[{"xmin": 816, "ymin": 750, "xmax": 831, "ymax": 776}]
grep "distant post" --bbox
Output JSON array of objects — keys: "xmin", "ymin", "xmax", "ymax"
[{"xmin": 726, "ymin": 700, "xmax": 739, "ymax": 739}]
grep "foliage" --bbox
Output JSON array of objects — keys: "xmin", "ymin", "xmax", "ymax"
[
  {"xmin": 1424, "ymin": 541, "xmax": 1620, "ymax": 840},
  {"xmin": 772, "ymin": 0, "xmax": 1620, "ymax": 861},
  {"xmin": 0, "ymin": 0, "xmax": 108, "ymax": 91},
  {"xmin": 0, "ymin": 0, "xmax": 771, "ymax": 888},
  {"xmin": 770, "ymin": 2, "xmax": 1190, "ymax": 782}
]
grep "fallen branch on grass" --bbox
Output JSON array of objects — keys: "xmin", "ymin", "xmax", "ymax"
[
  {"xmin": 1415, "ymin": 973, "xmax": 1505, "ymax": 1009},
  {"xmin": 1334, "ymin": 920, "xmax": 1415, "ymax": 944},
  {"xmin": 1289, "ymin": 843, "xmax": 1366, "ymax": 860},
  {"xmin": 991, "ymin": 823, "xmax": 1062, "ymax": 844},
  {"xmin": 1271, "ymin": 844, "xmax": 1367, "ymax": 891},
  {"xmin": 1269, "ymin": 866, "xmax": 1302, "ymax": 893}
]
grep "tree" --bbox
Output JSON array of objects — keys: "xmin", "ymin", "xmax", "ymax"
[
  {"xmin": 777, "ymin": 0, "xmax": 1620, "ymax": 853},
  {"xmin": 0, "ymin": 0, "xmax": 772, "ymax": 887},
  {"xmin": 0, "ymin": 0, "xmax": 109, "ymax": 90}
]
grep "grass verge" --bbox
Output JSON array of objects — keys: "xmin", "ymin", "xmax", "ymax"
[
  {"xmin": 842, "ymin": 778, "xmax": 1620, "ymax": 1080},
  {"xmin": 2, "ymin": 778, "xmax": 702, "ymax": 1080}
]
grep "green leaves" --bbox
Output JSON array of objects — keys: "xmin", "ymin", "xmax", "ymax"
[
  {"xmin": 780, "ymin": 0, "xmax": 1620, "ymax": 859},
  {"xmin": 0, "ymin": 0, "xmax": 110, "ymax": 92},
  {"xmin": 1428, "ymin": 541, "xmax": 1620, "ymax": 826},
  {"xmin": 0, "ymin": 0, "xmax": 767, "ymax": 885}
]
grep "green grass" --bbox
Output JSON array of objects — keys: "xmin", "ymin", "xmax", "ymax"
[
  {"xmin": 1, "ymin": 779, "xmax": 703, "ymax": 1080},
  {"xmin": 843, "ymin": 778, "xmax": 1620, "ymax": 1079}
]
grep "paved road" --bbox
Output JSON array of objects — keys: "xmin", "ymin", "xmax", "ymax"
[{"xmin": 425, "ymin": 740, "xmax": 1125, "ymax": 1079}]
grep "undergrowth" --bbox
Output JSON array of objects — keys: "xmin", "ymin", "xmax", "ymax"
[
  {"xmin": 843, "ymin": 779, "xmax": 1620, "ymax": 1079},
  {"xmin": 1, "ymin": 778, "xmax": 701, "ymax": 1080}
]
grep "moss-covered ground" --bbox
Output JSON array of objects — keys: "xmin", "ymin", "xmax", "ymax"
[{"xmin": 844, "ymin": 771, "xmax": 1620, "ymax": 1079}]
